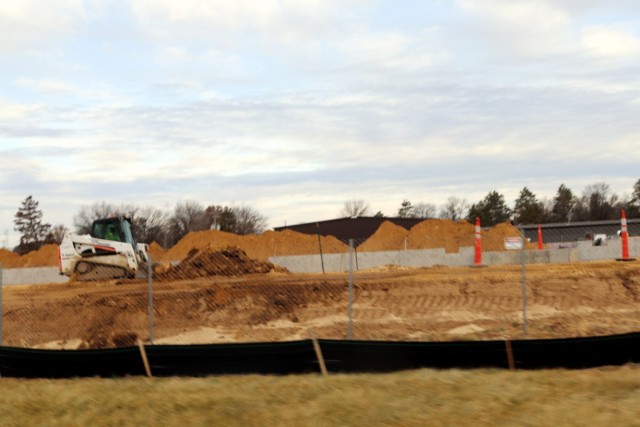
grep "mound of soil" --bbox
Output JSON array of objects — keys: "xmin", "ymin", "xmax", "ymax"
[
  {"xmin": 0, "ymin": 244, "xmax": 59, "ymax": 268},
  {"xmin": 360, "ymin": 219, "xmax": 535, "ymax": 253},
  {"xmin": 147, "ymin": 241, "xmax": 165, "ymax": 261},
  {"xmin": 18, "ymin": 244, "xmax": 59, "ymax": 267},
  {"xmin": 158, "ymin": 245, "xmax": 285, "ymax": 280},
  {"xmin": 483, "ymin": 222, "xmax": 536, "ymax": 251},
  {"xmin": 0, "ymin": 249, "xmax": 21, "ymax": 268},
  {"xmin": 161, "ymin": 229, "xmax": 348, "ymax": 262},
  {"xmin": 358, "ymin": 221, "xmax": 409, "ymax": 252}
]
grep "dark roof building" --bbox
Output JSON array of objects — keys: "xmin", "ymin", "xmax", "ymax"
[
  {"xmin": 274, "ymin": 216, "xmax": 424, "ymax": 246},
  {"xmin": 519, "ymin": 219, "xmax": 640, "ymax": 243},
  {"xmin": 276, "ymin": 216, "xmax": 640, "ymax": 247}
]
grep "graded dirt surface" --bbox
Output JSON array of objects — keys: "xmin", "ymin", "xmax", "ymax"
[{"xmin": 4, "ymin": 258, "xmax": 640, "ymax": 349}]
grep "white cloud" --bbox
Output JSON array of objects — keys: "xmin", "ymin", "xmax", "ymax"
[
  {"xmin": 581, "ymin": 24, "xmax": 640, "ymax": 57},
  {"xmin": 130, "ymin": 0, "xmax": 369, "ymax": 44},
  {"xmin": 456, "ymin": 0, "xmax": 572, "ymax": 56},
  {"xmin": 15, "ymin": 78, "xmax": 81, "ymax": 95},
  {"xmin": 0, "ymin": 0, "xmax": 86, "ymax": 51}
]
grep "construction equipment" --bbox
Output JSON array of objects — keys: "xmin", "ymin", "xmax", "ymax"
[{"xmin": 58, "ymin": 216, "xmax": 149, "ymax": 280}]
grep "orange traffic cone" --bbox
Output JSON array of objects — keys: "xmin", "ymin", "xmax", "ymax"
[
  {"xmin": 474, "ymin": 217, "xmax": 482, "ymax": 266},
  {"xmin": 616, "ymin": 210, "xmax": 635, "ymax": 261},
  {"xmin": 537, "ymin": 224, "xmax": 543, "ymax": 250}
]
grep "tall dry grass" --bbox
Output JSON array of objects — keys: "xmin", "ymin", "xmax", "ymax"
[{"xmin": 1, "ymin": 366, "xmax": 639, "ymax": 426}]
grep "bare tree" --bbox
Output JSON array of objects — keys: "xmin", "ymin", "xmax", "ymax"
[
  {"xmin": 168, "ymin": 200, "xmax": 209, "ymax": 245},
  {"xmin": 340, "ymin": 199, "xmax": 371, "ymax": 217},
  {"xmin": 413, "ymin": 202, "xmax": 436, "ymax": 219},
  {"xmin": 438, "ymin": 197, "xmax": 469, "ymax": 221},
  {"xmin": 131, "ymin": 206, "xmax": 169, "ymax": 245},
  {"xmin": 73, "ymin": 202, "xmax": 138, "ymax": 234},
  {"xmin": 45, "ymin": 224, "xmax": 68, "ymax": 245},
  {"xmin": 231, "ymin": 206, "xmax": 268, "ymax": 235},
  {"xmin": 580, "ymin": 182, "xmax": 617, "ymax": 221}
]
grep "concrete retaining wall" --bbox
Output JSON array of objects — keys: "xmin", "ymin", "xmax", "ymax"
[
  {"xmin": 1, "ymin": 267, "xmax": 69, "ymax": 286},
  {"xmin": 2, "ymin": 238, "xmax": 638, "ymax": 284},
  {"xmin": 270, "ymin": 237, "xmax": 640, "ymax": 273}
]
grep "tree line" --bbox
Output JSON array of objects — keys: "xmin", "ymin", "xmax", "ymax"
[
  {"xmin": 340, "ymin": 179, "xmax": 640, "ymax": 227},
  {"xmin": 11, "ymin": 178, "xmax": 640, "ymax": 254},
  {"xmin": 12, "ymin": 198, "xmax": 267, "ymax": 254}
]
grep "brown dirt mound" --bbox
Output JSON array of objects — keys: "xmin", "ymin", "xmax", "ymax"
[
  {"xmin": 0, "ymin": 249, "xmax": 21, "ymax": 268},
  {"xmin": 158, "ymin": 245, "xmax": 285, "ymax": 280},
  {"xmin": 483, "ymin": 222, "xmax": 537, "ymax": 251},
  {"xmin": 0, "ymin": 244, "xmax": 59, "ymax": 268},
  {"xmin": 147, "ymin": 241, "xmax": 165, "ymax": 261},
  {"xmin": 161, "ymin": 229, "xmax": 348, "ymax": 262},
  {"xmin": 18, "ymin": 244, "xmax": 59, "ymax": 267},
  {"xmin": 358, "ymin": 221, "xmax": 409, "ymax": 252},
  {"xmin": 408, "ymin": 219, "xmax": 474, "ymax": 253},
  {"xmin": 359, "ymin": 219, "xmax": 535, "ymax": 253}
]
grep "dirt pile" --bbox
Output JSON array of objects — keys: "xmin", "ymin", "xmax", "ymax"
[
  {"xmin": 0, "ymin": 244, "xmax": 59, "ymax": 268},
  {"xmin": 483, "ymin": 222, "xmax": 536, "ymax": 251},
  {"xmin": 358, "ymin": 222, "xmax": 409, "ymax": 252},
  {"xmin": 147, "ymin": 242, "xmax": 165, "ymax": 261},
  {"xmin": 0, "ymin": 219, "xmax": 539, "ymax": 269},
  {"xmin": 161, "ymin": 229, "xmax": 348, "ymax": 262},
  {"xmin": 409, "ymin": 219, "xmax": 475, "ymax": 253},
  {"xmin": 0, "ymin": 249, "xmax": 21, "ymax": 268},
  {"xmin": 359, "ymin": 219, "xmax": 535, "ymax": 253},
  {"xmin": 158, "ymin": 245, "xmax": 285, "ymax": 280},
  {"xmin": 18, "ymin": 244, "xmax": 59, "ymax": 267}
]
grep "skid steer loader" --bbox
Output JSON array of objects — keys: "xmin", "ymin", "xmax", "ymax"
[{"xmin": 58, "ymin": 216, "xmax": 149, "ymax": 280}]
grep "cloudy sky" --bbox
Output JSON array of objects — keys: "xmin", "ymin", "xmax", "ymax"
[{"xmin": 2, "ymin": 0, "xmax": 640, "ymax": 247}]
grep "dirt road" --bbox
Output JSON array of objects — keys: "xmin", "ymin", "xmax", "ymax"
[{"xmin": 3, "ymin": 259, "xmax": 640, "ymax": 349}]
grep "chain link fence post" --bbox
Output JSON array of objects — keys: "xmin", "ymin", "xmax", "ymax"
[
  {"xmin": 520, "ymin": 229, "xmax": 528, "ymax": 335},
  {"xmin": 0, "ymin": 262, "xmax": 3, "ymax": 346},
  {"xmin": 348, "ymin": 239, "xmax": 354, "ymax": 340},
  {"xmin": 147, "ymin": 254, "xmax": 154, "ymax": 344}
]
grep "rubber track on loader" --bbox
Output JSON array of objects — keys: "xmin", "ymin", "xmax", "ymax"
[{"xmin": 74, "ymin": 261, "xmax": 131, "ymax": 281}]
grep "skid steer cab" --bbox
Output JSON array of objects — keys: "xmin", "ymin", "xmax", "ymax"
[{"xmin": 58, "ymin": 216, "xmax": 150, "ymax": 280}]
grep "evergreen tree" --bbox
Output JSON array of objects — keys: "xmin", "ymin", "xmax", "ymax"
[
  {"xmin": 550, "ymin": 184, "xmax": 575, "ymax": 222},
  {"xmin": 466, "ymin": 191, "xmax": 511, "ymax": 226},
  {"xmin": 397, "ymin": 200, "xmax": 414, "ymax": 218},
  {"xmin": 14, "ymin": 195, "xmax": 51, "ymax": 254},
  {"xmin": 513, "ymin": 187, "xmax": 543, "ymax": 224}
]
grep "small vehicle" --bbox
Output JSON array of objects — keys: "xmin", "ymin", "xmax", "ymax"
[{"xmin": 58, "ymin": 216, "xmax": 149, "ymax": 280}]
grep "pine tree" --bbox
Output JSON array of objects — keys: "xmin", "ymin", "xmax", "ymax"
[
  {"xmin": 513, "ymin": 187, "xmax": 543, "ymax": 224},
  {"xmin": 14, "ymin": 195, "xmax": 51, "ymax": 254},
  {"xmin": 551, "ymin": 184, "xmax": 575, "ymax": 222},
  {"xmin": 397, "ymin": 200, "xmax": 414, "ymax": 218},
  {"xmin": 467, "ymin": 191, "xmax": 511, "ymax": 226}
]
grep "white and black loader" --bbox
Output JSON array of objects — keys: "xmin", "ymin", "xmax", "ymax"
[{"xmin": 58, "ymin": 216, "xmax": 149, "ymax": 280}]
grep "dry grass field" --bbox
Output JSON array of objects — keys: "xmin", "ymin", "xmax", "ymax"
[
  {"xmin": 1, "ymin": 366, "xmax": 639, "ymax": 426},
  {"xmin": 1, "ymin": 224, "xmax": 639, "ymax": 425}
]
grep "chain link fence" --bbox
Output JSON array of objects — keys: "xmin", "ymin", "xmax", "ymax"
[{"xmin": 1, "ymin": 229, "xmax": 640, "ymax": 350}]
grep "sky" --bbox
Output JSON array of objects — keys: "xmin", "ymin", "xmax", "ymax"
[{"xmin": 2, "ymin": 0, "xmax": 640, "ymax": 247}]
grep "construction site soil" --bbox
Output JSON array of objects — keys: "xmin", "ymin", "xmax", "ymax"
[
  {"xmin": 2, "ymin": 220, "xmax": 639, "ymax": 349},
  {"xmin": 0, "ymin": 219, "xmax": 534, "ymax": 268}
]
